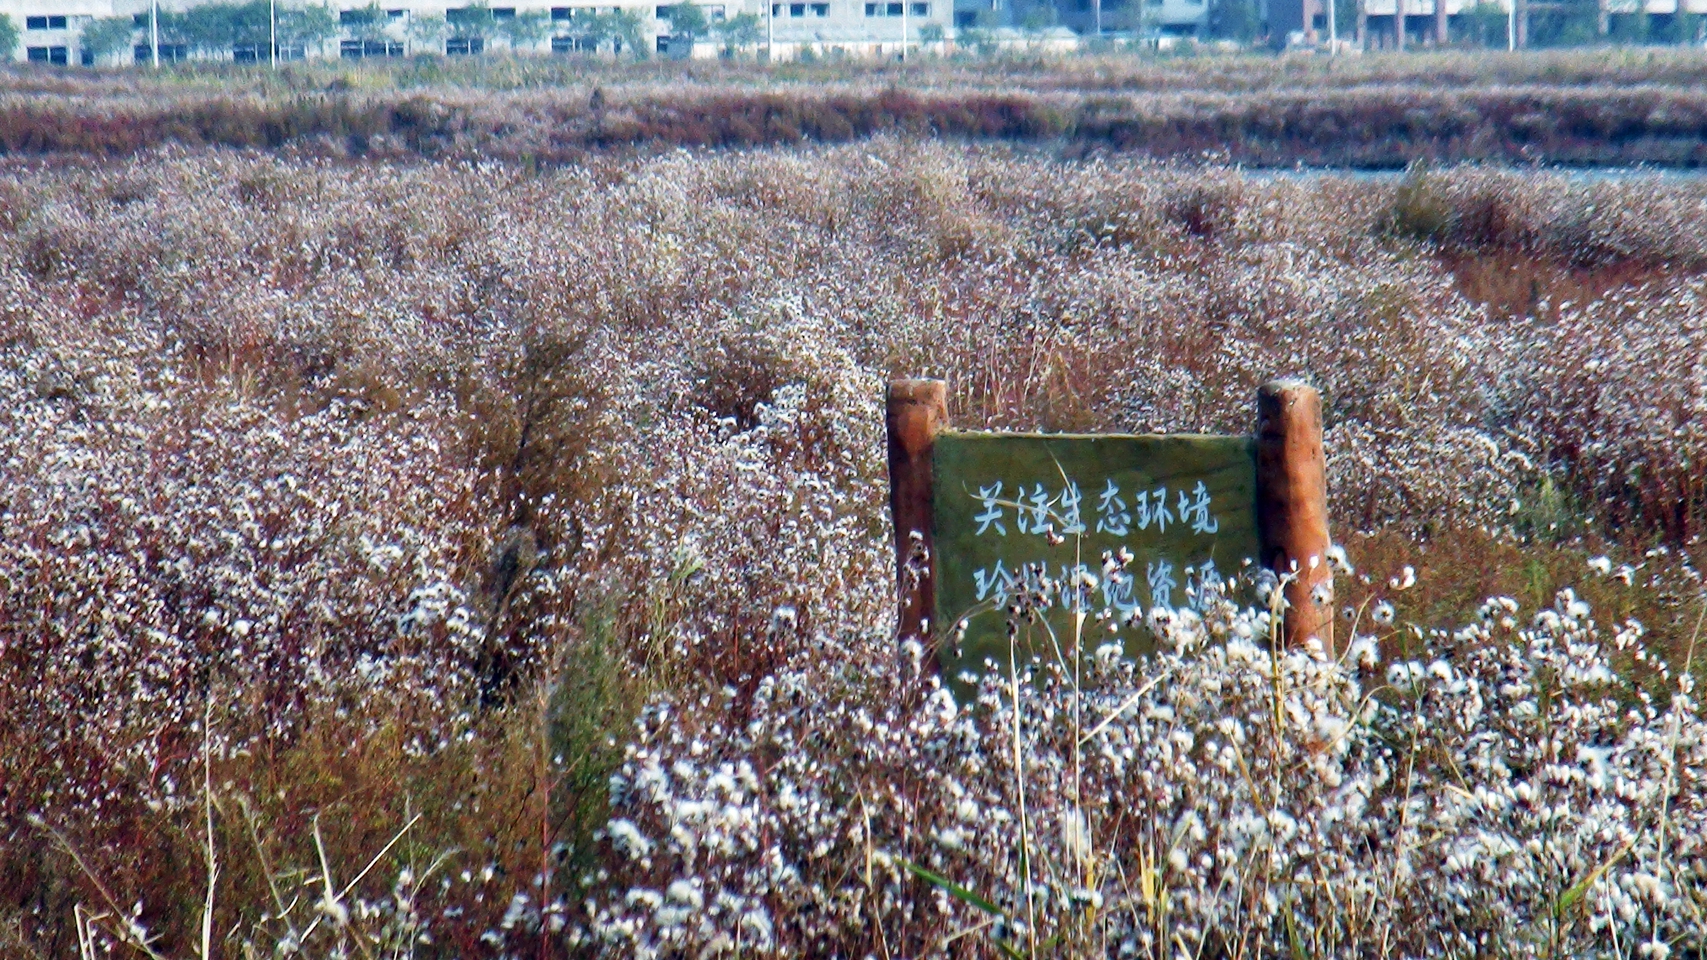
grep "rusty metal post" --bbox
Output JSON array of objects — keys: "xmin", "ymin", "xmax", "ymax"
[
  {"xmin": 1255, "ymin": 380, "xmax": 1335, "ymax": 651},
  {"xmin": 886, "ymin": 379, "xmax": 947, "ymax": 650}
]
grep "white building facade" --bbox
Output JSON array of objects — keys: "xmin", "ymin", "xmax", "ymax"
[
  {"xmin": 759, "ymin": 0, "xmax": 953, "ymax": 57},
  {"xmin": 3, "ymin": 0, "xmax": 955, "ymax": 63},
  {"xmin": 12, "ymin": 0, "xmax": 116, "ymax": 63}
]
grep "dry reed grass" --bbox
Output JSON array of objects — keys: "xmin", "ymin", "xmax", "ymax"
[
  {"xmin": 0, "ymin": 141, "xmax": 1703, "ymax": 955},
  {"xmin": 1, "ymin": 49, "xmax": 1707, "ymax": 165}
]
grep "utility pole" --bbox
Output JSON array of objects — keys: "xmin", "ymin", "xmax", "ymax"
[
  {"xmin": 900, "ymin": 0, "xmax": 907, "ymax": 61},
  {"xmin": 151, "ymin": 0, "xmax": 159, "ymax": 67},
  {"xmin": 1094, "ymin": 0, "xmax": 1101, "ymax": 36},
  {"xmin": 766, "ymin": 0, "xmax": 773, "ymax": 61},
  {"xmin": 1506, "ymin": 0, "xmax": 1514, "ymax": 48},
  {"xmin": 1327, "ymin": 0, "xmax": 1337, "ymax": 49},
  {"xmin": 270, "ymin": 0, "xmax": 277, "ymax": 66}
]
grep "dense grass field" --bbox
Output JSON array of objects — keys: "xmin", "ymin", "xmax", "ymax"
[{"xmin": 3, "ymin": 51, "xmax": 1707, "ymax": 958}]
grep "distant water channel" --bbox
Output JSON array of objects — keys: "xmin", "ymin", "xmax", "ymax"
[{"xmin": 1245, "ymin": 165, "xmax": 1707, "ymax": 183}]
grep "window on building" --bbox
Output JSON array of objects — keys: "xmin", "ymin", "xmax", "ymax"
[
  {"xmin": 80, "ymin": 47, "xmax": 93, "ymax": 65},
  {"xmin": 708, "ymin": 4, "xmax": 725, "ymax": 18},
  {"xmin": 388, "ymin": 8, "xmax": 407, "ymax": 16},
  {"xmin": 134, "ymin": 43, "xmax": 187, "ymax": 61},
  {"xmin": 810, "ymin": 2, "xmax": 828, "ymax": 13},
  {"xmin": 910, "ymin": 2, "xmax": 926, "ymax": 13},
  {"xmin": 27, "ymin": 46, "xmax": 68, "ymax": 63},
  {"xmin": 790, "ymin": 3, "xmax": 804, "ymax": 15},
  {"xmin": 232, "ymin": 43, "xmax": 267, "ymax": 61},
  {"xmin": 341, "ymin": 38, "xmax": 407, "ymax": 57},
  {"xmin": 493, "ymin": 7, "xmax": 517, "ymax": 18},
  {"xmin": 551, "ymin": 6, "xmax": 571, "ymax": 18},
  {"xmin": 445, "ymin": 36, "xmax": 485, "ymax": 53},
  {"xmin": 888, "ymin": 2, "xmax": 902, "ymax": 13},
  {"xmin": 655, "ymin": 5, "xmax": 672, "ymax": 17},
  {"xmin": 27, "ymin": 16, "xmax": 68, "ymax": 30},
  {"xmin": 339, "ymin": 9, "xmax": 376, "ymax": 24},
  {"xmin": 446, "ymin": 7, "xmax": 481, "ymax": 23}
]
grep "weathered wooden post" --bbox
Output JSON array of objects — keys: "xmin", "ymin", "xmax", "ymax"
[
  {"xmin": 1255, "ymin": 379, "xmax": 1335, "ymax": 651},
  {"xmin": 885, "ymin": 379, "xmax": 947, "ymax": 649}
]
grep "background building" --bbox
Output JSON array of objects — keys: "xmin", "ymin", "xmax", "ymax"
[
  {"xmin": 1051, "ymin": 0, "xmax": 1212, "ymax": 37},
  {"xmin": 2, "ymin": 0, "xmax": 1703, "ymax": 62},
  {"xmin": 760, "ymin": 0, "xmax": 952, "ymax": 59},
  {"xmin": 0, "ymin": 0, "xmax": 955, "ymax": 63}
]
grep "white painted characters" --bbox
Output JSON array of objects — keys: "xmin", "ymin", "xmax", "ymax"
[
  {"xmin": 1135, "ymin": 486, "xmax": 1174, "ymax": 532},
  {"xmin": 967, "ymin": 558, "xmax": 1225, "ymax": 618},
  {"xmin": 1096, "ymin": 479, "xmax": 1130, "ymax": 535},
  {"xmin": 1056, "ymin": 481, "xmax": 1086, "ymax": 536},
  {"xmin": 1017, "ymin": 483, "xmax": 1053, "ymax": 535},
  {"xmin": 1146, "ymin": 559, "xmax": 1177, "ymax": 609},
  {"xmin": 974, "ymin": 482, "xmax": 1007, "ymax": 536},
  {"xmin": 972, "ymin": 560, "xmax": 1014, "ymax": 605},
  {"xmin": 1179, "ymin": 481, "xmax": 1219, "ymax": 535},
  {"xmin": 972, "ymin": 476, "xmax": 1223, "ymax": 541}
]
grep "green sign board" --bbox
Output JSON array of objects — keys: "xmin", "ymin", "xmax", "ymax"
[{"xmin": 931, "ymin": 431, "xmax": 1261, "ymax": 687}]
